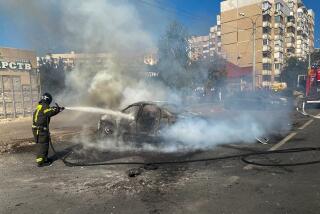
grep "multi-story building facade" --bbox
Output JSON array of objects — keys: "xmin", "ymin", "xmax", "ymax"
[
  {"xmin": 220, "ymin": 0, "xmax": 315, "ymax": 88},
  {"xmin": 144, "ymin": 51, "xmax": 159, "ymax": 66},
  {"xmin": 189, "ymin": 35, "xmax": 210, "ymax": 61},
  {"xmin": 38, "ymin": 51, "xmax": 111, "ymax": 70},
  {"xmin": 189, "ymin": 15, "xmax": 222, "ymax": 61}
]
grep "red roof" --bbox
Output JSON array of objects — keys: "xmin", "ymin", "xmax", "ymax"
[{"xmin": 226, "ymin": 62, "xmax": 252, "ymax": 78}]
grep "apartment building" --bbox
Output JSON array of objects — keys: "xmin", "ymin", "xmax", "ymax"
[
  {"xmin": 38, "ymin": 51, "xmax": 111, "ymax": 69},
  {"xmin": 220, "ymin": 0, "xmax": 315, "ymax": 87},
  {"xmin": 189, "ymin": 15, "xmax": 222, "ymax": 61},
  {"xmin": 144, "ymin": 51, "xmax": 159, "ymax": 66},
  {"xmin": 189, "ymin": 35, "xmax": 210, "ymax": 61}
]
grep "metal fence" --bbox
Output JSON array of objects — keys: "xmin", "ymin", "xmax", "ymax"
[{"xmin": 0, "ymin": 73, "xmax": 40, "ymax": 119}]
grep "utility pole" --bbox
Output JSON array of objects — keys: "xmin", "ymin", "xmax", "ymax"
[
  {"xmin": 252, "ymin": 22, "xmax": 256, "ymax": 91},
  {"xmin": 308, "ymin": 52, "xmax": 311, "ymax": 69},
  {"xmin": 239, "ymin": 13, "xmax": 257, "ymax": 91}
]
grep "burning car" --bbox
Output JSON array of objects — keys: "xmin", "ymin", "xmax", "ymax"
[{"xmin": 97, "ymin": 102, "xmax": 186, "ymax": 143}]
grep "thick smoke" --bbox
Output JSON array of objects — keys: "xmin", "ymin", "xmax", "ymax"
[
  {"xmin": 57, "ymin": 0, "xmax": 165, "ymax": 108},
  {"xmin": 2, "ymin": 0, "xmax": 292, "ymax": 153},
  {"xmin": 53, "ymin": 1, "xmax": 291, "ymax": 152}
]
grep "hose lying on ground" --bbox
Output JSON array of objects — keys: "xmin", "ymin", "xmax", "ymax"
[
  {"xmin": 49, "ymin": 138, "xmax": 320, "ymax": 168},
  {"xmin": 296, "ymin": 101, "xmax": 320, "ymax": 119}
]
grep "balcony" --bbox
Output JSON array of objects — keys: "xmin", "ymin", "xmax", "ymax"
[
  {"xmin": 274, "ymin": 35, "xmax": 283, "ymax": 41},
  {"xmin": 263, "ymin": 45, "xmax": 271, "ymax": 52},
  {"xmin": 262, "ymin": 58, "xmax": 272, "ymax": 63},
  {"xmin": 262, "ymin": 70, "xmax": 272, "ymax": 75},
  {"xmin": 274, "ymin": 10, "xmax": 284, "ymax": 16},
  {"xmin": 263, "ymin": 9, "xmax": 272, "ymax": 16},
  {"xmin": 274, "ymin": 69, "xmax": 281, "ymax": 76},
  {"xmin": 297, "ymin": 35, "xmax": 303, "ymax": 40},
  {"xmin": 274, "ymin": 23, "xmax": 284, "ymax": 29},
  {"xmin": 286, "ymin": 32, "xmax": 295, "ymax": 38},
  {"xmin": 262, "ymin": 81, "xmax": 272, "ymax": 87},
  {"xmin": 262, "ymin": 34, "xmax": 271, "ymax": 40},
  {"xmin": 263, "ymin": 21, "xmax": 271, "ymax": 28},
  {"xmin": 297, "ymin": 26, "xmax": 303, "ymax": 31},
  {"xmin": 275, "ymin": 46, "xmax": 284, "ymax": 52},
  {"xmin": 287, "ymin": 42, "xmax": 295, "ymax": 48},
  {"xmin": 262, "ymin": 57, "xmax": 272, "ymax": 63},
  {"xmin": 286, "ymin": 22, "xmax": 296, "ymax": 27},
  {"xmin": 274, "ymin": 58, "xmax": 284, "ymax": 63}
]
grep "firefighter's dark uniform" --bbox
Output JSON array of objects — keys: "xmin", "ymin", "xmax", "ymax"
[{"xmin": 32, "ymin": 101, "xmax": 60, "ymax": 165}]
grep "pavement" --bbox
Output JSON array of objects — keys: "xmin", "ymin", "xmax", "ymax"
[{"xmin": 1, "ymin": 108, "xmax": 320, "ymax": 214}]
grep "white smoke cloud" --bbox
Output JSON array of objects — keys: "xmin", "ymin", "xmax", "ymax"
[
  {"xmin": 1, "ymin": 0, "xmax": 293, "ymax": 153},
  {"xmin": 62, "ymin": 0, "xmax": 154, "ymax": 54},
  {"xmin": 161, "ymin": 115, "xmax": 266, "ymax": 149},
  {"xmin": 55, "ymin": 1, "xmax": 291, "ymax": 153}
]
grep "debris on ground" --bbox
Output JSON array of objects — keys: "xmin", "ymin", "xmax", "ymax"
[{"xmin": 128, "ymin": 168, "xmax": 143, "ymax": 177}]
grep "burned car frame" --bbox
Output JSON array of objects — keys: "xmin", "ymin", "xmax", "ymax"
[{"xmin": 98, "ymin": 102, "xmax": 178, "ymax": 143}]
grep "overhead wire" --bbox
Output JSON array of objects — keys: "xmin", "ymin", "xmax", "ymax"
[{"xmin": 135, "ymin": 0, "xmax": 214, "ymax": 24}]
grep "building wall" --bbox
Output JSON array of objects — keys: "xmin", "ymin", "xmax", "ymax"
[
  {"xmin": 220, "ymin": 0, "xmax": 315, "ymax": 88},
  {"xmin": 189, "ymin": 35, "xmax": 210, "ymax": 61},
  {"xmin": 0, "ymin": 47, "xmax": 40, "ymax": 118},
  {"xmin": 0, "ymin": 47, "xmax": 37, "ymax": 85},
  {"xmin": 40, "ymin": 51, "xmax": 112, "ymax": 69}
]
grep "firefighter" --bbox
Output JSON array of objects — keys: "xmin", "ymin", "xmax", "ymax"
[{"xmin": 32, "ymin": 93, "xmax": 64, "ymax": 167}]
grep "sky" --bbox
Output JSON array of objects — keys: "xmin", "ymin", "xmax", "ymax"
[{"xmin": 0, "ymin": 0, "xmax": 318, "ymax": 54}]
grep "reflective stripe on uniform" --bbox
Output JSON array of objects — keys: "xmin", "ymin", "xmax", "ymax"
[
  {"xmin": 34, "ymin": 105, "xmax": 43, "ymax": 123},
  {"xmin": 44, "ymin": 108, "xmax": 54, "ymax": 114},
  {"xmin": 36, "ymin": 157, "xmax": 43, "ymax": 163}
]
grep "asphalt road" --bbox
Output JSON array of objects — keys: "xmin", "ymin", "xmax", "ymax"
[{"xmin": 1, "ymin": 109, "xmax": 320, "ymax": 214}]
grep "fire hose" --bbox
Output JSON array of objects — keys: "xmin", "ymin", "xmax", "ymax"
[
  {"xmin": 296, "ymin": 100, "xmax": 320, "ymax": 119},
  {"xmin": 45, "ymin": 101, "xmax": 320, "ymax": 168},
  {"xmin": 48, "ymin": 137, "xmax": 320, "ymax": 168}
]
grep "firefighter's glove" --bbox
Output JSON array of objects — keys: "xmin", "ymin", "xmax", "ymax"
[{"xmin": 59, "ymin": 107, "xmax": 65, "ymax": 112}]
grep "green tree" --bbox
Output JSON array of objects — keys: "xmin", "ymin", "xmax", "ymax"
[
  {"xmin": 280, "ymin": 57, "xmax": 307, "ymax": 90},
  {"xmin": 311, "ymin": 49, "xmax": 320, "ymax": 65},
  {"xmin": 189, "ymin": 54, "xmax": 227, "ymax": 95},
  {"xmin": 157, "ymin": 21, "xmax": 191, "ymax": 90},
  {"xmin": 207, "ymin": 53, "xmax": 227, "ymax": 89}
]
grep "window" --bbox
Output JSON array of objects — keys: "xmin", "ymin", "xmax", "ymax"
[
  {"xmin": 287, "ymin": 16, "xmax": 295, "ymax": 23},
  {"xmin": 263, "ymin": 27, "xmax": 271, "ymax": 34},
  {"xmin": 263, "ymin": 63, "xmax": 272, "ymax": 70},
  {"xmin": 263, "ymin": 75, "xmax": 271, "ymax": 81},
  {"xmin": 274, "ymin": 40, "xmax": 282, "ymax": 46},
  {"xmin": 275, "ymin": 3, "xmax": 283, "ymax": 12},
  {"xmin": 288, "ymin": 1, "xmax": 294, "ymax": 8},
  {"xmin": 275, "ymin": 15, "xmax": 283, "ymax": 23},
  {"xmin": 275, "ymin": 63, "xmax": 282, "ymax": 70},
  {"xmin": 263, "ymin": 14, "xmax": 271, "ymax": 22},
  {"xmin": 262, "ymin": 1, "xmax": 272, "ymax": 11},
  {"xmin": 279, "ymin": 28, "xmax": 284, "ymax": 35},
  {"xmin": 274, "ymin": 52, "xmax": 283, "ymax": 59},
  {"xmin": 263, "ymin": 52, "xmax": 271, "ymax": 58},
  {"xmin": 263, "ymin": 39, "xmax": 270, "ymax": 45}
]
